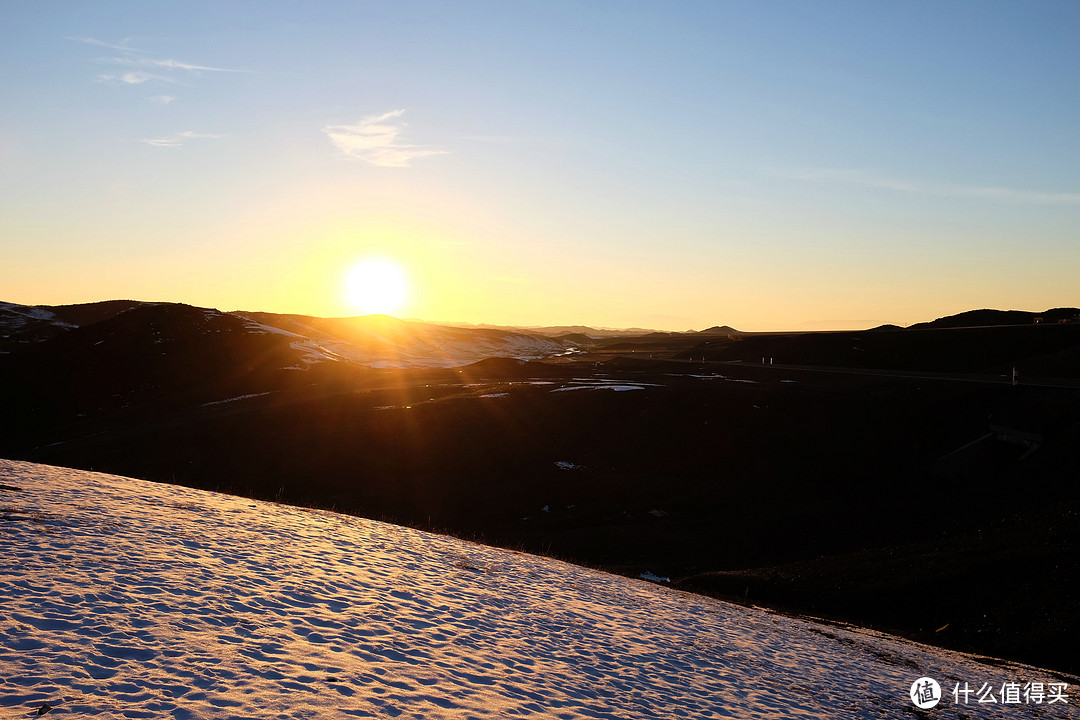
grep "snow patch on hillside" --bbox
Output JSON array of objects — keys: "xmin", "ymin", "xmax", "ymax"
[
  {"xmin": 240, "ymin": 315, "xmax": 576, "ymax": 369},
  {"xmin": 0, "ymin": 460, "xmax": 1073, "ymax": 719},
  {"xmin": 0, "ymin": 302, "xmax": 57, "ymax": 323}
]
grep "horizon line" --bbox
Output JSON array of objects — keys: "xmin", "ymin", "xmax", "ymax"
[{"xmin": 4, "ymin": 297, "xmax": 1077, "ymax": 335}]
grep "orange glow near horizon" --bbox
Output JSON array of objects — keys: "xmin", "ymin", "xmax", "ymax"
[{"xmin": 3, "ymin": 201, "xmax": 1074, "ymax": 332}]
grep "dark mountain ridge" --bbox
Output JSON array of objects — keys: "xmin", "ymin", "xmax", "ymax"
[
  {"xmin": 683, "ymin": 320, "xmax": 1080, "ymax": 378},
  {"xmin": 909, "ymin": 307, "xmax": 1080, "ymax": 329}
]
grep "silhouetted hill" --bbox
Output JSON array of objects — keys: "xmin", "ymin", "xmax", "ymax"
[
  {"xmin": 1, "ymin": 300, "xmax": 583, "ymax": 370},
  {"xmin": 910, "ymin": 307, "xmax": 1080, "ymax": 329},
  {"xmin": 0, "ymin": 303, "xmax": 337, "ymax": 426},
  {"xmin": 552, "ymin": 332, "xmax": 599, "ymax": 346},
  {"xmin": 0, "ymin": 300, "xmax": 146, "ymax": 353},
  {"xmin": 683, "ymin": 323, "xmax": 1080, "ymax": 377},
  {"xmin": 48, "ymin": 299, "xmax": 146, "ymax": 326},
  {"xmin": 516, "ymin": 325, "xmax": 658, "ymax": 338},
  {"xmin": 440, "ymin": 322, "xmax": 658, "ymax": 338}
]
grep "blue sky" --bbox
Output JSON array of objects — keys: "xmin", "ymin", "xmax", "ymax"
[{"xmin": 2, "ymin": 1, "xmax": 1079, "ymax": 330}]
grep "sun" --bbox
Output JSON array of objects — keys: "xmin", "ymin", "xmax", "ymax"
[{"xmin": 343, "ymin": 257, "xmax": 410, "ymax": 315}]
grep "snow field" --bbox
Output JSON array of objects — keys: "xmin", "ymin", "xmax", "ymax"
[{"xmin": 0, "ymin": 459, "xmax": 1075, "ymax": 719}]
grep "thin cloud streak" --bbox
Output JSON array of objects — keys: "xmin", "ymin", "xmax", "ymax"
[
  {"xmin": 140, "ymin": 131, "xmax": 224, "ymax": 148},
  {"xmin": 94, "ymin": 71, "xmax": 178, "ymax": 86},
  {"xmin": 74, "ymin": 37, "xmax": 255, "ymax": 82},
  {"xmin": 75, "ymin": 37, "xmax": 250, "ymax": 138},
  {"xmin": 766, "ymin": 167, "xmax": 1080, "ymax": 206},
  {"xmin": 109, "ymin": 56, "xmax": 254, "ymax": 74},
  {"xmin": 69, "ymin": 36, "xmax": 145, "ymax": 54},
  {"xmin": 324, "ymin": 110, "xmax": 448, "ymax": 168},
  {"xmin": 95, "ymin": 71, "xmax": 178, "ymax": 86}
]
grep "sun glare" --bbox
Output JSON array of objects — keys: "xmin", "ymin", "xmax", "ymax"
[{"xmin": 343, "ymin": 258, "xmax": 410, "ymax": 316}]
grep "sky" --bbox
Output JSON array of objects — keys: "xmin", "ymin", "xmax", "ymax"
[{"xmin": 2, "ymin": 1, "xmax": 1079, "ymax": 331}]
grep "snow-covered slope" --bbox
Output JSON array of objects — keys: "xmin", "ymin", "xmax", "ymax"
[
  {"xmin": 0, "ymin": 302, "xmax": 73, "ymax": 350},
  {"xmin": 236, "ymin": 311, "xmax": 579, "ymax": 369},
  {"xmin": 0, "ymin": 301, "xmax": 146, "ymax": 352},
  {"xmin": 0, "ymin": 460, "xmax": 1074, "ymax": 719}
]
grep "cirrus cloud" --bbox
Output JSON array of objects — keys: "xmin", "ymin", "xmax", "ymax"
[
  {"xmin": 109, "ymin": 56, "xmax": 252, "ymax": 74},
  {"xmin": 323, "ymin": 110, "xmax": 448, "ymax": 168},
  {"xmin": 94, "ymin": 71, "xmax": 177, "ymax": 86},
  {"xmin": 139, "ymin": 131, "xmax": 224, "ymax": 148}
]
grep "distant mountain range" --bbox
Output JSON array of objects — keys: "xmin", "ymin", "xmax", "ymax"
[
  {"xmin": 680, "ymin": 307, "xmax": 1080, "ymax": 378},
  {"xmin": 0, "ymin": 300, "xmax": 586, "ymax": 370},
  {"xmin": 4, "ymin": 299, "xmax": 1077, "ymax": 378},
  {"xmin": 436, "ymin": 321, "xmax": 662, "ymax": 338}
]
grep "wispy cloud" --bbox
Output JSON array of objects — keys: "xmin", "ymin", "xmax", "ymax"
[
  {"xmin": 75, "ymin": 36, "xmax": 258, "ymax": 123},
  {"xmin": 69, "ymin": 36, "xmax": 146, "ymax": 54},
  {"xmin": 74, "ymin": 36, "xmax": 254, "ymax": 86},
  {"xmin": 108, "ymin": 56, "xmax": 252, "ymax": 74},
  {"xmin": 122, "ymin": 72, "xmax": 153, "ymax": 85},
  {"xmin": 324, "ymin": 110, "xmax": 448, "ymax": 168},
  {"xmin": 765, "ymin": 167, "xmax": 1080, "ymax": 206},
  {"xmin": 140, "ymin": 131, "xmax": 224, "ymax": 148},
  {"xmin": 94, "ymin": 71, "xmax": 177, "ymax": 86}
]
